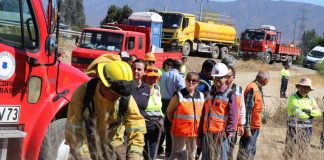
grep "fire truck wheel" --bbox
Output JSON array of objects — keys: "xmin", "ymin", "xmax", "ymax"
[
  {"xmin": 264, "ymin": 52, "xmax": 274, "ymax": 64},
  {"xmin": 220, "ymin": 47, "xmax": 229, "ymax": 59},
  {"xmin": 39, "ymin": 118, "xmax": 70, "ymax": 160},
  {"xmin": 182, "ymin": 41, "xmax": 191, "ymax": 56},
  {"xmin": 211, "ymin": 45, "xmax": 220, "ymax": 59}
]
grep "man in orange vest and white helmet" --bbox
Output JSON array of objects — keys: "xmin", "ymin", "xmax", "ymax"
[
  {"xmin": 198, "ymin": 63, "xmax": 239, "ymax": 160},
  {"xmin": 237, "ymin": 70, "xmax": 270, "ymax": 160}
]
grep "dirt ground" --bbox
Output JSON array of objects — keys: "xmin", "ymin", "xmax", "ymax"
[{"xmin": 61, "ymin": 39, "xmax": 324, "ymax": 159}]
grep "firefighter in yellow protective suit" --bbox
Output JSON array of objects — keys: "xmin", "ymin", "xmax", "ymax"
[{"xmin": 65, "ymin": 54, "xmax": 146, "ymax": 160}]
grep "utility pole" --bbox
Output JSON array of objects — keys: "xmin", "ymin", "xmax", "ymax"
[
  {"xmin": 164, "ymin": 0, "xmax": 168, "ymax": 11},
  {"xmin": 292, "ymin": 20, "xmax": 298, "ymax": 44},
  {"xmin": 199, "ymin": 0, "xmax": 203, "ymax": 21},
  {"xmin": 296, "ymin": 4, "xmax": 310, "ymax": 41}
]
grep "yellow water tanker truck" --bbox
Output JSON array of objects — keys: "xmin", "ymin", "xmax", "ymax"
[{"xmin": 159, "ymin": 11, "xmax": 236, "ymax": 59}]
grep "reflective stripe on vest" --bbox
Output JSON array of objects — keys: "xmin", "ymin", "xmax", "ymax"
[
  {"xmin": 287, "ymin": 116, "xmax": 312, "ymax": 128},
  {"xmin": 203, "ymin": 88, "xmax": 232, "ymax": 133},
  {"xmin": 171, "ymin": 91, "xmax": 204, "ymax": 137},
  {"xmin": 232, "ymin": 84, "xmax": 243, "ymax": 129}
]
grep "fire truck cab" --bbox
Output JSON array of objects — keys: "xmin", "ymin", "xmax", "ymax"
[{"xmin": 0, "ymin": 0, "xmax": 89, "ymax": 159}]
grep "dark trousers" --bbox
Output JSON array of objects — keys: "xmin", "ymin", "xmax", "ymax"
[
  {"xmin": 201, "ymin": 132, "xmax": 226, "ymax": 160},
  {"xmin": 237, "ymin": 129, "xmax": 260, "ymax": 160},
  {"xmin": 280, "ymin": 78, "xmax": 288, "ymax": 96},
  {"xmin": 283, "ymin": 126, "xmax": 312, "ymax": 160},
  {"xmin": 158, "ymin": 99, "xmax": 171, "ymax": 157},
  {"xmin": 144, "ymin": 129, "xmax": 160, "ymax": 160}
]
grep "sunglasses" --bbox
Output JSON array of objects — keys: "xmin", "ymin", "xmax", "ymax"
[
  {"xmin": 147, "ymin": 68, "xmax": 158, "ymax": 73},
  {"xmin": 213, "ymin": 76, "xmax": 228, "ymax": 80},
  {"xmin": 186, "ymin": 78, "xmax": 199, "ymax": 84},
  {"xmin": 147, "ymin": 61, "xmax": 155, "ymax": 64}
]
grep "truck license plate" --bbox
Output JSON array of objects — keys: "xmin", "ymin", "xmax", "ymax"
[{"xmin": 0, "ymin": 106, "xmax": 20, "ymax": 123}]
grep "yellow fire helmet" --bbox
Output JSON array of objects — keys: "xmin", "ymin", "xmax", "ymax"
[
  {"xmin": 85, "ymin": 53, "xmax": 121, "ymax": 75},
  {"xmin": 144, "ymin": 52, "xmax": 156, "ymax": 62},
  {"xmin": 97, "ymin": 61, "xmax": 133, "ymax": 87}
]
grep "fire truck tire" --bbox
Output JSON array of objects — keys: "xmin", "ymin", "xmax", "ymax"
[
  {"xmin": 220, "ymin": 46, "xmax": 229, "ymax": 59},
  {"xmin": 211, "ymin": 45, "xmax": 220, "ymax": 59},
  {"xmin": 182, "ymin": 41, "xmax": 191, "ymax": 56},
  {"xmin": 264, "ymin": 52, "xmax": 274, "ymax": 64},
  {"xmin": 39, "ymin": 118, "xmax": 70, "ymax": 160},
  {"xmin": 284, "ymin": 56, "xmax": 293, "ymax": 66}
]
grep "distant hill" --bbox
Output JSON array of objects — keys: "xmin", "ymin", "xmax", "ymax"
[{"xmin": 83, "ymin": 0, "xmax": 324, "ymax": 42}]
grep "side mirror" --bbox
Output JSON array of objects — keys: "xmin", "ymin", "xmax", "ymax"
[
  {"xmin": 75, "ymin": 36, "xmax": 79, "ymax": 46},
  {"xmin": 46, "ymin": 36, "xmax": 57, "ymax": 56},
  {"xmin": 182, "ymin": 18, "xmax": 189, "ymax": 29}
]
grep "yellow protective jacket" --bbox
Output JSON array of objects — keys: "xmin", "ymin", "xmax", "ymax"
[
  {"xmin": 287, "ymin": 92, "xmax": 322, "ymax": 128},
  {"xmin": 65, "ymin": 81, "xmax": 146, "ymax": 159}
]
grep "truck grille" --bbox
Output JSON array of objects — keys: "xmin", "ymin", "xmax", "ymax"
[{"xmin": 162, "ymin": 32, "xmax": 173, "ymax": 38}]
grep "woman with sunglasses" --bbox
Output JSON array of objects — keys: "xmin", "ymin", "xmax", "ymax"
[
  {"xmin": 166, "ymin": 72, "xmax": 205, "ymax": 160},
  {"xmin": 142, "ymin": 66, "xmax": 164, "ymax": 160}
]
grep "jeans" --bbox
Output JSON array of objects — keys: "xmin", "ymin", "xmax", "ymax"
[
  {"xmin": 237, "ymin": 129, "xmax": 260, "ymax": 160},
  {"xmin": 228, "ymin": 132, "xmax": 238, "ymax": 160},
  {"xmin": 283, "ymin": 126, "xmax": 312, "ymax": 160},
  {"xmin": 280, "ymin": 78, "xmax": 288, "ymax": 96},
  {"xmin": 144, "ymin": 128, "xmax": 161, "ymax": 160}
]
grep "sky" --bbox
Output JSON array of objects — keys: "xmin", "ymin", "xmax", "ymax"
[{"xmin": 212, "ymin": 0, "xmax": 324, "ymax": 7}]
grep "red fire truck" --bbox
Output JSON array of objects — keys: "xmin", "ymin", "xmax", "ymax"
[
  {"xmin": 240, "ymin": 25, "xmax": 301, "ymax": 65},
  {"xmin": 0, "ymin": 0, "xmax": 89, "ymax": 159},
  {"xmin": 72, "ymin": 23, "xmax": 183, "ymax": 72}
]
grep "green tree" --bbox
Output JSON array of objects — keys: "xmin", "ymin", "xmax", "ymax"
[
  {"xmin": 299, "ymin": 29, "xmax": 317, "ymax": 54},
  {"xmin": 61, "ymin": 0, "xmax": 85, "ymax": 30},
  {"xmin": 101, "ymin": 5, "xmax": 133, "ymax": 25}
]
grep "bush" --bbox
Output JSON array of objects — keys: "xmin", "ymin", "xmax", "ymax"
[
  {"xmin": 315, "ymin": 61, "xmax": 324, "ymax": 75},
  {"xmin": 294, "ymin": 53, "xmax": 305, "ymax": 65}
]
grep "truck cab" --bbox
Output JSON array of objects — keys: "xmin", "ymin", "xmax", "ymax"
[
  {"xmin": 0, "ymin": 0, "xmax": 89, "ymax": 159},
  {"xmin": 159, "ymin": 12, "xmax": 196, "ymax": 52},
  {"xmin": 72, "ymin": 27, "xmax": 146, "ymax": 71}
]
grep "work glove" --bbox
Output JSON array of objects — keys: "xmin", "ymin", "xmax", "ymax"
[
  {"xmin": 127, "ymin": 152, "xmax": 142, "ymax": 160},
  {"xmin": 302, "ymin": 109, "xmax": 314, "ymax": 119}
]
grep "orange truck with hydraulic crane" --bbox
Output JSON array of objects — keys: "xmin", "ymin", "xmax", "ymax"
[
  {"xmin": 240, "ymin": 25, "xmax": 301, "ymax": 66},
  {"xmin": 0, "ymin": 0, "xmax": 89, "ymax": 159},
  {"xmin": 159, "ymin": 11, "xmax": 236, "ymax": 59},
  {"xmin": 72, "ymin": 12, "xmax": 182, "ymax": 71}
]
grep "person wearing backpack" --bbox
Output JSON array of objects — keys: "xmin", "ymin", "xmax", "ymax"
[
  {"xmin": 65, "ymin": 59, "xmax": 146, "ymax": 160},
  {"xmin": 167, "ymin": 72, "xmax": 204, "ymax": 160}
]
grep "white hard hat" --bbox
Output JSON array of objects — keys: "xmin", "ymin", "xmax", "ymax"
[{"xmin": 211, "ymin": 63, "xmax": 229, "ymax": 77}]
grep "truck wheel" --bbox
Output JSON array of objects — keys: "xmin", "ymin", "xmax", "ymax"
[
  {"xmin": 39, "ymin": 118, "xmax": 70, "ymax": 160},
  {"xmin": 283, "ymin": 56, "xmax": 293, "ymax": 66},
  {"xmin": 182, "ymin": 41, "xmax": 191, "ymax": 56},
  {"xmin": 264, "ymin": 52, "xmax": 274, "ymax": 64},
  {"xmin": 211, "ymin": 45, "xmax": 220, "ymax": 59},
  {"xmin": 220, "ymin": 46, "xmax": 229, "ymax": 59}
]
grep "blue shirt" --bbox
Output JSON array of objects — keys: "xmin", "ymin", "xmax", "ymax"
[
  {"xmin": 132, "ymin": 82, "xmax": 150, "ymax": 117},
  {"xmin": 159, "ymin": 69, "xmax": 185, "ymax": 100},
  {"xmin": 197, "ymin": 72, "xmax": 212, "ymax": 94}
]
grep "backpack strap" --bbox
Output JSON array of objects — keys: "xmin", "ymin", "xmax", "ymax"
[{"xmin": 118, "ymin": 95, "xmax": 130, "ymax": 118}]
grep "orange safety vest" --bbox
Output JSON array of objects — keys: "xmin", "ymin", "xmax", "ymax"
[
  {"xmin": 203, "ymin": 88, "xmax": 233, "ymax": 133},
  {"xmin": 244, "ymin": 81, "xmax": 263, "ymax": 129},
  {"xmin": 232, "ymin": 84, "xmax": 243, "ymax": 130},
  {"xmin": 171, "ymin": 91, "xmax": 205, "ymax": 137}
]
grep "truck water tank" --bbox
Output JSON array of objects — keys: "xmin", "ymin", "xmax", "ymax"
[
  {"xmin": 129, "ymin": 12, "xmax": 163, "ymax": 48},
  {"xmin": 194, "ymin": 21, "xmax": 236, "ymax": 44}
]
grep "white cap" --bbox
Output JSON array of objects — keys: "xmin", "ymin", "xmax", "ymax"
[
  {"xmin": 211, "ymin": 63, "xmax": 229, "ymax": 77},
  {"xmin": 119, "ymin": 51, "xmax": 129, "ymax": 58}
]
